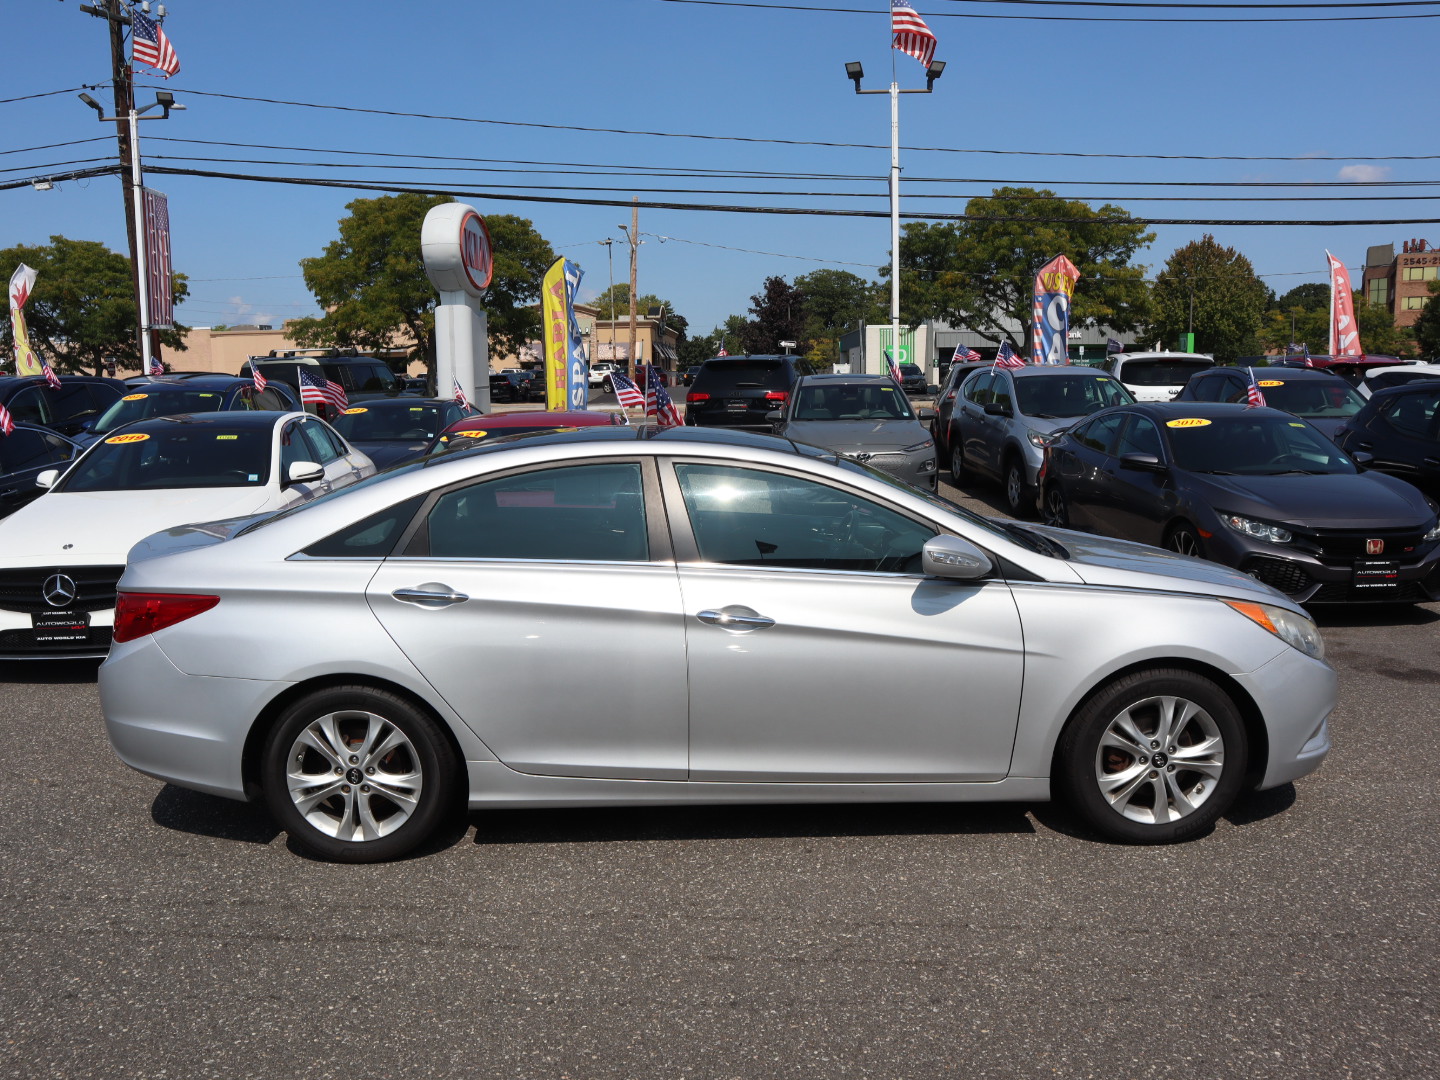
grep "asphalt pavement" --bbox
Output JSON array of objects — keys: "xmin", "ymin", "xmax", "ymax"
[{"xmin": 1, "ymin": 445, "xmax": 1437, "ymax": 1079}]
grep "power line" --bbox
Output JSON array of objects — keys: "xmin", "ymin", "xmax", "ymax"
[
  {"xmin": 0, "ymin": 137, "xmax": 112, "ymax": 158},
  {"xmin": 0, "ymin": 85, "xmax": 110, "ymax": 106},
  {"xmin": 658, "ymin": 0, "xmax": 1440, "ymax": 21},
  {"xmin": 133, "ymin": 84, "xmax": 1440, "ymax": 162},
  {"xmin": 928, "ymin": 0, "xmax": 1440, "ymax": 7}
]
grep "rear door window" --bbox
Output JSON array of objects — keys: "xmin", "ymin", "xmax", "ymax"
[
  {"xmin": 1072, "ymin": 412, "xmax": 1128, "ymax": 454},
  {"xmin": 1380, "ymin": 390, "xmax": 1440, "ymax": 439},
  {"xmin": 5, "ymin": 386, "xmax": 49, "ymax": 424}
]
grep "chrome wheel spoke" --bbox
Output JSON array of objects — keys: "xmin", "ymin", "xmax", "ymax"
[
  {"xmin": 1107, "ymin": 710, "xmax": 1152, "ymax": 756},
  {"xmin": 368, "ymin": 771, "xmax": 422, "ymax": 812},
  {"xmin": 363, "ymin": 727, "xmax": 409, "ymax": 770},
  {"xmin": 1156, "ymin": 696, "xmax": 1200, "ymax": 747},
  {"xmin": 1098, "ymin": 761, "xmax": 1150, "ymax": 804},
  {"xmin": 356, "ymin": 793, "xmax": 385, "ymax": 842},
  {"xmin": 289, "ymin": 775, "xmax": 344, "ymax": 815},
  {"xmin": 296, "ymin": 718, "xmax": 346, "ymax": 770},
  {"xmin": 1162, "ymin": 771, "xmax": 1197, "ymax": 819}
]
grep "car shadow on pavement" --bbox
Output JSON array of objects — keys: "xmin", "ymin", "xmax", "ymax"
[
  {"xmin": 0, "ymin": 659, "xmax": 101, "ymax": 684},
  {"xmin": 1312, "ymin": 603, "xmax": 1440, "ymax": 629},
  {"xmin": 469, "ymin": 801, "xmax": 1036, "ymax": 846},
  {"xmin": 1029, "ymin": 782, "xmax": 1296, "ymax": 844},
  {"xmin": 151, "ymin": 784, "xmax": 281, "ymax": 845}
]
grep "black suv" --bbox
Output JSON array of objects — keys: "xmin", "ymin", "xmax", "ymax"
[
  {"xmin": 0, "ymin": 375, "xmax": 127, "ymax": 438},
  {"xmin": 684, "ymin": 355, "xmax": 816, "ymax": 429},
  {"xmin": 241, "ymin": 356, "xmax": 403, "ymax": 419}
]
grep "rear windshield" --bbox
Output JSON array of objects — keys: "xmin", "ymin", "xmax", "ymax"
[
  {"xmin": 899, "ymin": 364, "xmax": 922, "ymax": 377},
  {"xmin": 93, "ymin": 389, "xmax": 229, "ymax": 434},
  {"xmin": 1015, "ymin": 375, "xmax": 1133, "ymax": 419},
  {"xmin": 692, "ymin": 360, "xmax": 791, "ymax": 392},
  {"xmin": 1240, "ymin": 378, "xmax": 1365, "ymax": 419},
  {"xmin": 1120, "ymin": 360, "xmax": 1215, "ymax": 386},
  {"xmin": 332, "ymin": 404, "xmax": 451, "ymax": 441},
  {"xmin": 1369, "ymin": 370, "xmax": 1440, "ymax": 392},
  {"xmin": 59, "ymin": 426, "xmax": 272, "ymax": 491}
]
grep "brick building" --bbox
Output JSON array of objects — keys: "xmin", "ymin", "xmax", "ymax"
[{"xmin": 1362, "ymin": 239, "xmax": 1438, "ymax": 329}]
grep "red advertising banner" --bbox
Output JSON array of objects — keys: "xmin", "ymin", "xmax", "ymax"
[
  {"xmin": 1326, "ymin": 250, "xmax": 1362, "ymax": 357},
  {"xmin": 142, "ymin": 188, "xmax": 174, "ymax": 329}
]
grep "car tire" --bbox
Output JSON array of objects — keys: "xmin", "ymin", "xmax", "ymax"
[
  {"xmin": 1166, "ymin": 523, "xmax": 1204, "ymax": 559},
  {"xmin": 262, "ymin": 685, "xmax": 459, "ymax": 863},
  {"xmin": 1003, "ymin": 456, "xmax": 1033, "ymax": 518},
  {"xmin": 602, "ymin": 378, "xmax": 614, "ymax": 395},
  {"xmin": 1056, "ymin": 668, "xmax": 1248, "ymax": 844},
  {"xmin": 949, "ymin": 441, "xmax": 968, "ymax": 484},
  {"xmin": 1042, "ymin": 483, "xmax": 1069, "ymax": 528}
]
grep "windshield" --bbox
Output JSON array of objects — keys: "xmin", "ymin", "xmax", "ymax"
[
  {"xmin": 1120, "ymin": 360, "xmax": 1215, "ymax": 386},
  {"xmin": 59, "ymin": 426, "xmax": 272, "ymax": 491},
  {"xmin": 792, "ymin": 383, "xmax": 913, "ymax": 421},
  {"xmin": 1015, "ymin": 375, "xmax": 1133, "ymax": 418},
  {"xmin": 1250, "ymin": 378, "xmax": 1365, "ymax": 419},
  {"xmin": 692, "ymin": 360, "xmax": 789, "ymax": 392},
  {"xmin": 94, "ymin": 389, "xmax": 228, "ymax": 434},
  {"xmin": 332, "ymin": 404, "xmax": 451, "ymax": 441},
  {"xmin": 1165, "ymin": 414, "xmax": 1356, "ymax": 475}
]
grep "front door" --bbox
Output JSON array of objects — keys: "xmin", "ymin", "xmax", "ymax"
[{"xmin": 665, "ymin": 461, "xmax": 1024, "ymax": 783}]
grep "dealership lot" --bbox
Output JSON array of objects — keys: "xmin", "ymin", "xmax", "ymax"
[{"xmin": 2, "ymin": 472, "xmax": 1437, "ymax": 1078}]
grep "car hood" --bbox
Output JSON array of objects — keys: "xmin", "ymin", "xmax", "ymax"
[
  {"xmin": 1026, "ymin": 523, "xmax": 1293, "ymax": 605},
  {"xmin": 0, "ymin": 487, "xmax": 275, "ymax": 565},
  {"xmin": 1191, "ymin": 472, "xmax": 1433, "ymax": 529},
  {"xmin": 784, "ymin": 419, "xmax": 931, "ymax": 451}
]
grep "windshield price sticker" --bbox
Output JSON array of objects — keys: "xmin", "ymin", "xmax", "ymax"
[
  {"xmin": 1259, "ymin": 380, "xmax": 1284, "ymax": 387},
  {"xmin": 343, "ymin": 407, "xmax": 368, "ymax": 415},
  {"xmin": 1166, "ymin": 418, "xmax": 1212, "ymax": 429},
  {"xmin": 105, "ymin": 432, "xmax": 150, "ymax": 445},
  {"xmin": 216, "ymin": 434, "xmax": 238, "ymax": 440},
  {"xmin": 122, "ymin": 393, "xmax": 148, "ymax": 401},
  {"xmin": 458, "ymin": 430, "xmax": 487, "ymax": 438}
]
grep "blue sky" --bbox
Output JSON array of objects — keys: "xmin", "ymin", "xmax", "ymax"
[{"xmin": 5, "ymin": 1, "xmax": 1436, "ymax": 339}]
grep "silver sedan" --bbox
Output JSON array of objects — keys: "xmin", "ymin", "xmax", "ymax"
[{"xmin": 100, "ymin": 427, "xmax": 1333, "ymax": 862}]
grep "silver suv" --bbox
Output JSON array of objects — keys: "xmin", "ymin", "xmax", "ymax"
[{"xmin": 947, "ymin": 366, "xmax": 1134, "ymax": 515}]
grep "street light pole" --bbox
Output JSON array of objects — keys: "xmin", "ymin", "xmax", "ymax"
[{"xmin": 846, "ymin": 59, "xmax": 943, "ymax": 374}]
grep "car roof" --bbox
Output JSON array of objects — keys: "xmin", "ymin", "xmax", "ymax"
[
  {"xmin": 797, "ymin": 373, "xmax": 894, "ymax": 384},
  {"xmin": 1201, "ymin": 367, "xmax": 1341, "ymax": 381},
  {"xmin": 0, "ymin": 374, "xmax": 122, "ymax": 389},
  {"xmin": 1121, "ymin": 402, "xmax": 1297, "ymax": 421},
  {"xmin": 112, "ymin": 411, "xmax": 300, "ymax": 433},
  {"xmin": 1009, "ymin": 365, "xmax": 1114, "ymax": 378},
  {"xmin": 433, "ymin": 422, "xmax": 815, "ymax": 459}
]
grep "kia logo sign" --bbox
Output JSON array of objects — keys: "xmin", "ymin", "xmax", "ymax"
[{"xmin": 460, "ymin": 212, "xmax": 493, "ymax": 292}]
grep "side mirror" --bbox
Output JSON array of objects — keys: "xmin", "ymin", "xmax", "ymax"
[
  {"xmin": 921, "ymin": 535, "xmax": 993, "ymax": 580},
  {"xmin": 765, "ymin": 410, "xmax": 783, "ymax": 423},
  {"xmin": 983, "ymin": 401, "xmax": 1011, "ymax": 417},
  {"xmin": 286, "ymin": 460, "xmax": 324, "ymax": 485},
  {"xmin": 1119, "ymin": 452, "xmax": 1165, "ymax": 472},
  {"xmin": 916, "ymin": 407, "xmax": 937, "ymax": 421},
  {"xmin": 1350, "ymin": 450, "xmax": 1375, "ymax": 468},
  {"xmin": 927, "ymin": 384, "xmax": 941, "ymax": 395},
  {"xmin": 35, "ymin": 469, "xmax": 58, "ymax": 490}
]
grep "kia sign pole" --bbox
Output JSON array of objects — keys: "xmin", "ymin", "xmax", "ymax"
[{"xmin": 421, "ymin": 203, "xmax": 493, "ymax": 410}]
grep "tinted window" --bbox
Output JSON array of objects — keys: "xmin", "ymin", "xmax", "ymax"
[
  {"xmin": 1223, "ymin": 377, "xmax": 1365, "ymax": 419},
  {"xmin": 59, "ymin": 427, "xmax": 272, "ymax": 491},
  {"xmin": 280, "ymin": 421, "xmax": 311, "ymax": 473},
  {"xmin": 1072, "ymin": 412, "xmax": 1128, "ymax": 454},
  {"xmin": 964, "ymin": 372, "xmax": 994, "ymax": 406},
  {"xmin": 1164, "ymin": 415, "xmax": 1355, "ymax": 475},
  {"xmin": 1114, "ymin": 416, "xmax": 1164, "ymax": 459},
  {"xmin": 332, "ymin": 404, "xmax": 454, "ymax": 441},
  {"xmin": 1014, "ymin": 374, "xmax": 1131, "ymax": 418},
  {"xmin": 792, "ymin": 383, "xmax": 912, "ymax": 420},
  {"xmin": 303, "ymin": 495, "xmax": 426, "ymax": 558},
  {"xmin": 6, "ymin": 386, "xmax": 49, "ymax": 425},
  {"xmin": 1186, "ymin": 374, "xmax": 1234, "ymax": 403},
  {"xmin": 334, "ymin": 363, "xmax": 399, "ymax": 393},
  {"xmin": 47, "ymin": 384, "xmax": 109, "ymax": 422},
  {"xmin": 1369, "ymin": 371, "xmax": 1440, "ymax": 393},
  {"xmin": 298, "ymin": 421, "xmax": 343, "ymax": 463},
  {"xmin": 93, "ymin": 389, "xmax": 231, "ymax": 435},
  {"xmin": 0, "ymin": 429, "xmax": 66, "ymax": 473},
  {"xmin": 1380, "ymin": 389, "xmax": 1440, "ymax": 439},
  {"xmin": 425, "ymin": 463, "xmax": 647, "ymax": 562},
  {"xmin": 1119, "ymin": 360, "xmax": 1215, "ymax": 386},
  {"xmin": 674, "ymin": 463, "xmax": 935, "ymax": 573},
  {"xmin": 692, "ymin": 360, "xmax": 792, "ymax": 393}
]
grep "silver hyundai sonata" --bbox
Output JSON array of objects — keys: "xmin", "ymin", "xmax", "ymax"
[{"xmin": 100, "ymin": 427, "xmax": 1334, "ymax": 862}]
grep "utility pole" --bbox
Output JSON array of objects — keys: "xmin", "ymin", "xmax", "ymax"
[
  {"xmin": 81, "ymin": 2, "xmax": 145, "ymax": 361},
  {"xmin": 627, "ymin": 198, "xmax": 639, "ymax": 382}
]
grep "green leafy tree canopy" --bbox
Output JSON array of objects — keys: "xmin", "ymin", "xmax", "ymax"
[
  {"xmin": 893, "ymin": 187, "xmax": 1154, "ymax": 349},
  {"xmin": 1413, "ymin": 281, "xmax": 1440, "ymax": 357},
  {"xmin": 1151, "ymin": 235, "xmax": 1269, "ymax": 362},
  {"xmin": 742, "ymin": 276, "xmax": 808, "ymax": 354},
  {"xmin": 1, "ymin": 235, "xmax": 188, "ymax": 375}
]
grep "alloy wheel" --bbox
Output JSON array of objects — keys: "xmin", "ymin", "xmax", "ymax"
[
  {"xmin": 1093, "ymin": 695, "xmax": 1224, "ymax": 825},
  {"xmin": 284, "ymin": 710, "xmax": 424, "ymax": 842}
]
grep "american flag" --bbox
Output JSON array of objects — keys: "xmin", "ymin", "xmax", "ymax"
[
  {"xmin": 41, "ymin": 360, "xmax": 61, "ymax": 390},
  {"xmin": 994, "ymin": 342, "xmax": 1026, "ymax": 369},
  {"xmin": 610, "ymin": 370, "xmax": 646, "ymax": 410},
  {"xmin": 891, "ymin": 1, "xmax": 937, "ymax": 69},
  {"xmin": 299, "ymin": 368, "xmax": 348, "ymax": 413},
  {"xmin": 0, "ymin": 402, "xmax": 13, "ymax": 436},
  {"xmin": 132, "ymin": 11, "xmax": 181, "ymax": 77},
  {"xmin": 452, "ymin": 376, "xmax": 474, "ymax": 412},
  {"xmin": 717, "ymin": 345, "xmax": 729, "ymax": 357},
  {"xmin": 953, "ymin": 345, "xmax": 982, "ymax": 363},
  {"xmin": 251, "ymin": 364, "xmax": 269, "ymax": 393},
  {"xmin": 644, "ymin": 365, "xmax": 682, "ymax": 428},
  {"xmin": 1246, "ymin": 367, "xmax": 1266, "ymax": 409},
  {"xmin": 147, "ymin": 355, "xmax": 164, "ymax": 376},
  {"xmin": 886, "ymin": 349, "xmax": 903, "ymax": 384}
]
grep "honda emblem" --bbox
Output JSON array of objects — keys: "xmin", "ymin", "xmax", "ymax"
[{"xmin": 1366, "ymin": 539, "xmax": 1385, "ymax": 555}]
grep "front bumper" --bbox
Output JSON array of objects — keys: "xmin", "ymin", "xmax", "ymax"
[
  {"xmin": 1231, "ymin": 645, "xmax": 1334, "ymax": 789},
  {"xmin": 1202, "ymin": 525, "xmax": 1440, "ymax": 604}
]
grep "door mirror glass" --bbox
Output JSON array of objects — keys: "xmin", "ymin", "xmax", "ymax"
[{"xmin": 921, "ymin": 535, "xmax": 993, "ymax": 580}]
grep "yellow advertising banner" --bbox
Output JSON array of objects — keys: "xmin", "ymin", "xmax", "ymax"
[
  {"xmin": 541, "ymin": 257, "xmax": 568, "ymax": 411},
  {"xmin": 10, "ymin": 305, "xmax": 42, "ymax": 377}
]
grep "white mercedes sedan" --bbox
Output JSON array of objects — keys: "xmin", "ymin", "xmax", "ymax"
[
  {"xmin": 99, "ymin": 427, "xmax": 1333, "ymax": 861},
  {"xmin": 0, "ymin": 410, "xmax": 373, "ymax": 660}
]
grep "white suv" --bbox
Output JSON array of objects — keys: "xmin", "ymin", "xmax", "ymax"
[
  {"xmin": 588, "ymin": 363, "xmax": 618, "ymax": 389},
  {"xmin": 1104, "ymin": 351, "xmax": 1215, "ymax": 402}
]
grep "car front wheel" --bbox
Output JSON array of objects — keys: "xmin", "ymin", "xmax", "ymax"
[
  {"xmin": 949, "ymin": 441, "xmax": 967, "ymax": 483},
  {"xmin": 262, "ymin": 686, "xmax": 459, "ymax": 863},
  {"xmin": 1003, "ymin": 457, "xmax": 1032, "ymax": 518},
  {"xmin": 1056, "ymin": 669, "xmax": 1247, "ymax": 844},
  {"xmin": 1042, "ymin": 483, "xmax": 1069, "ymax": 528}
]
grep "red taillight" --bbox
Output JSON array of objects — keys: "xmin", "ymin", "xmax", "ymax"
[
  {"xmin": 763, "ymin": 391, "xmax": 789, "ymax": 402},
  {"xmin": 112, "ymin": 592, "xmax": 220, "ymax": 644},
  {"xmin": 686, "ymin": 391, "xmax": 710, "ymax": 403}
]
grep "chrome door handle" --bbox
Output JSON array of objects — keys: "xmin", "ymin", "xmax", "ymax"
[
  {"xmin": 697, "ymin": 607, "xmax": 775, "ymax": 631},
  {"xmin": 392, "ymin": 585, "xmax": 469, "ymax": 607}
]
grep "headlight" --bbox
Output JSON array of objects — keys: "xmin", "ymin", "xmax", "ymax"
[
  {"xmin": 1221, "ymin": 513, "xmax": 1293, "ymax": 545},
  {"xmin": 1027, "ymin": 429, "xmax": 1057, "ymax": 449},
  {"xmin": 1425, "ymin": 518, "xmax": 1440, "ymax": 543},
  {"xmin": 903, "ymin": 439, "xmax": 934, "ymax": 453},
  {"xmin": 1223, "ymin": 600, "xmax": 1325, "ymax": 661}
]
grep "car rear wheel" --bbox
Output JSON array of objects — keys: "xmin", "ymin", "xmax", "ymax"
[
  {"xmin": 1003, "ymin": 457, "xmax": 1032, "ymax": 518},
  {"xmin": 262, "ymin": 686, "xmax": 459, "ymax": 863},
  {"xmin": 1042, "ymin": 483, "xmax": 1069, "ymax": 528},
  {"xmin": 949, "ymin": 442, "xmax": 968, "ymax": 483},
  {"xmin": 1166, "ymin": 523, "xmax": 1204, "ymax": 559},
  {"xmin": 1057, "ymin": 669, "xmax": 1247, "ymax": 844}
]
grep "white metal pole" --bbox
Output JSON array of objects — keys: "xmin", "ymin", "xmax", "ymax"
[
  {"xmin": 889, "ymin": 81, "xmax": 901, "ymax": 373},
  {"xmin": 129, "ymin": 107, "xmax": 152, "ymax": 373}
]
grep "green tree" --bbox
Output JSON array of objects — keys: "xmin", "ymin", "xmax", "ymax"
[
  {"xmin": 290, "ymin": 194, "xmax": 556, "ymax": 364},
  {"xmin": 1262, "ymin": 293, "xmax": 1417, "ymax": 358},
  {"xmin": 1413, "ymin": 282, "xmax": 1440, "ymax": 357},
  {"xmin": 0, "ymin": 236, "xmax": 188, "ymax": 375},
  {"xmin": 1151, "ymin": 235, "xmax": 1269, "ymax": 362},
  {"xmin": 793, "ymin": 269, "xmax": 883, "ymax": 340},
  {"xmin": 1275, "ymin": 282, "xmax": 1329, "ymax": 311},
  {"xmin": 742, "ymin": 276, "xmax": 808, "ymax": 354},
  {"xmin": 894, "ymin": 188, "xmax": 1154, "ymax": 350}
]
